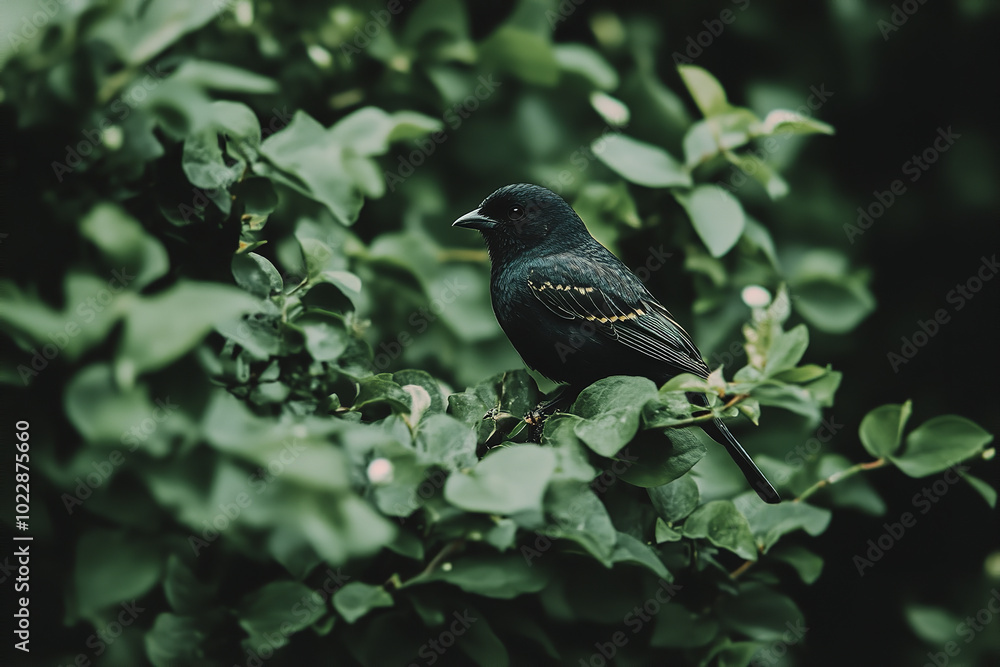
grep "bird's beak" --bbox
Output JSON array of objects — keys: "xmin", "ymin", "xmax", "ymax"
[{"xmin": 452, "ymin": 208, "xmax": 497, "ymax": 231}]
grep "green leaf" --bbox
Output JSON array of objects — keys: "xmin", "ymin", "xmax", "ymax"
[
  {"xmin": 906, "ymin": 605, "xmax": 962, "ymax": 644},
  {"xmin": 677, "ymin": 65, "xmax": 731, "ymax": 117},
  {"xmin": 88, "ymin": 1, "xmax": 222, "ymax": 65},
  {"xmin": 770, "ymin": 544, "xmax": 824, "ymax": 584},
  {"xmin": 734, "ymin": 494, "xmax": 832, "ymax": 552},
  {"xmin": 725, "ymin": 151, "xmax": 789, "ymax": 199},
  {"xmin": 354, "ymin": 375, "xmax": 411, "ymax": 415},
  {"xmin": 792, "ymin": 276, "xmax": 876, "ymax": 334},
  {"xmin": 654, "ymin": 519, "xmax": 683, "ymax": 543},
  {"xmin": 648, "ymin": 475, "xmax": 700, "ymax": 522},
  {"xmin": 642, "ymin": 389, "xmax": 699, "ymax": 428},
  {"xmin": 717, "ymin": 582, "xmax": 804, "ymax": 641},
  {"xmin": 333, "ymin": 582, "xmax": 394, "ymax": 624},
  {"xmin": 553, "ymin": 43, "xmax": 619, "ymax": 90},
  {"xmin": 674, "ymin": 185, "xmax": 746, "ymax": 257},
  {"xmin": 422, "ymin": 554, "xmax": 549, "ymax": 599},
  {"xmin": 238, "ymin": 581, "xmax": 326, "ymax": 647},
  {"xmin": 608, "ymin": 532, "xmax": 670, "ymax": 579},
  {"xmin": 763, "ymin": 324, "xmax": 809, "ymax": 376},
  {"xmin": 772, "ymin": 364, "xmax": 828, "ymax": 384},
  {"xmin": 169, "ymin": 60, "xmax": 279, "ymax": 94},
  {"xmin": 145, "ymin": 613, "xmax": 203, "ymax": 667},
  {"xmin": 891, "ymin": 416, "xmax": 993, "ymax": 477},
  {"xmin": 297, "ymin": 312, "xmax": 349, "ymax": 361},
  {"xmin": 80, "ymin": 202, "xmax": 169, "ymax": 290},
  {"xmin": 444, "ymin": 445, "xmax": 557, "ymax": 515},
  {"xmin": 617, "ymin": 428, "xmax": 707, "ymax": 488},
  {"xmin": 163, "ymin": 555, "xmax": 214, "ymax": 615},
  {"xmin": 651, "ymin": 604, "xmax": 719, "ymax": 648},
  {"xmin": 328, "ymin": 107, "xmax": 443, "ymax": 156},
  {"xmin": 958, "ymin": 471, "xmax": 997, "ymax": 508},
  {"xmin": 479, "ymin": 26, "xmax": 559, "ymax": 86},
  {"xmin": 658, "ymin": 372, "xmax": 714, "ymax": 394},
  {"xmin": 594, "ymin": 134, "xmax": 692, "ymax": 188},
  {"xmin": 543, "ymin": 482, "xmax": 617, "ymax": 562},
  {"xmin": 456, "ymin": 612, "xmax": 510, "ymax": 667},
  {"xmin": 682, "ymin": 120, "xmax": 720, "ymax": 167},
  {"xmin": 758, "ymin": 109, "xmax": 835, "ymax": 136},
  {"xmin": 116, "ymin": 281, "xmax": 259, "ymax": 383},
  {"xmin": 859, "ymin": 401, "xmax": 912, "ymax": 458},
  {"xmin": 742, "ymin": 218, "xmax": 780, "ymax": 267},
  {"xmin": 571, "ymin": 376, "xmax": 658, "ymax": 457},
  {"xmin": 241, "ymin": 176, "xmax": 279, "ymax": 215},
  {"xmin": 74, "ymin": 530, "xmax": 162, "ymax": 618},
  {"xmin": 394, "ymin": 369, "xmax": 447, "ymax": 415},
  {"xmin": 181, "ymin": 127, "xmax": 242, "ymax": 191},
  {"xmin": 682, "ymin": 500, "xmax": 757, "ymax": 560},
  {"xmin": 232, "ymin": 252, "xmax": 283, "ymax": 298},
  {"xmin": 258, "ymin": 111, "xmax": 363, "ymax": 225},
  {"xmin": 415, "ymin": 413, "xmax": 477, "ymax": 470},
  {"xmin": 65, "ymin": 364, "xmax": 154, "ymax": 444}
]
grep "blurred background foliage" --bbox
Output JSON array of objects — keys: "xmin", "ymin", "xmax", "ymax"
[{"xmin": 1, "ymin": 0, "xmax": 998, "ymax": 665}]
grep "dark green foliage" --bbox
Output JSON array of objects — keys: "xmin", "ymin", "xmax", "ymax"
[{"xmin": 1, "ymin": 1, "xmax": 997, "ymax": 666}]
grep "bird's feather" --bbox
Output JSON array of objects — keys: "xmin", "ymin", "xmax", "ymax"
[{"xmin": 525, "ymin": 264, "xmax": 710, "ymax": 379}]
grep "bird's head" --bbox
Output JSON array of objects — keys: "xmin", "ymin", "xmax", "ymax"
[{"xmin": 452, "ymin": 184, "xmax": 590, "ymax": 260}]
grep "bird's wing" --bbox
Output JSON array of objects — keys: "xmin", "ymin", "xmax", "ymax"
[{"xmin": 526, "ymin": 267, "xmax": 710, "ymax": 378}]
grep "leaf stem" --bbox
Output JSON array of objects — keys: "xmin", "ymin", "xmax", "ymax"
[
  {"xmin": 794, "ymin": 457, "xmax": 888, "ymax": 504},
  {"xmin": 393, "ymin": 539, "xmax": 465, "ymax": 589},
  {"xmin": 666, "ymin": 393, "xmax": 749, "ymax": 429},
  {"xmin": 728, "ymin": 457, "xmax": 889, "ymax": 579}
]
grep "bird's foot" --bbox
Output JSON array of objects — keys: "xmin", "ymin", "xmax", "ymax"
[{"xmin": 522, "ymin": 388, "xmax": 576, "ymax": 441}]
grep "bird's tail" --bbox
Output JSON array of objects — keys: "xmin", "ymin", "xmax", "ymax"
[{"xmin": 703, "ymin": 417, "xmax": 781, "ymax": 504}]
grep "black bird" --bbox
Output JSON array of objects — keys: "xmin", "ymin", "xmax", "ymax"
[{"xmin": 452, "ymin": 183, "xmax": 780, "ymax": 504}]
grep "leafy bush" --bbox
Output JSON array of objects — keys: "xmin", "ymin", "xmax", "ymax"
[{"xmin": 1, "ymin": 1, "xmax": 996, "ymax": 666}]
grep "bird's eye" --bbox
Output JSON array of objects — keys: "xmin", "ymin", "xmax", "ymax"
[{"xmin": 508, "ymin": 205, "xmax": 525, "ymax": 221}]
